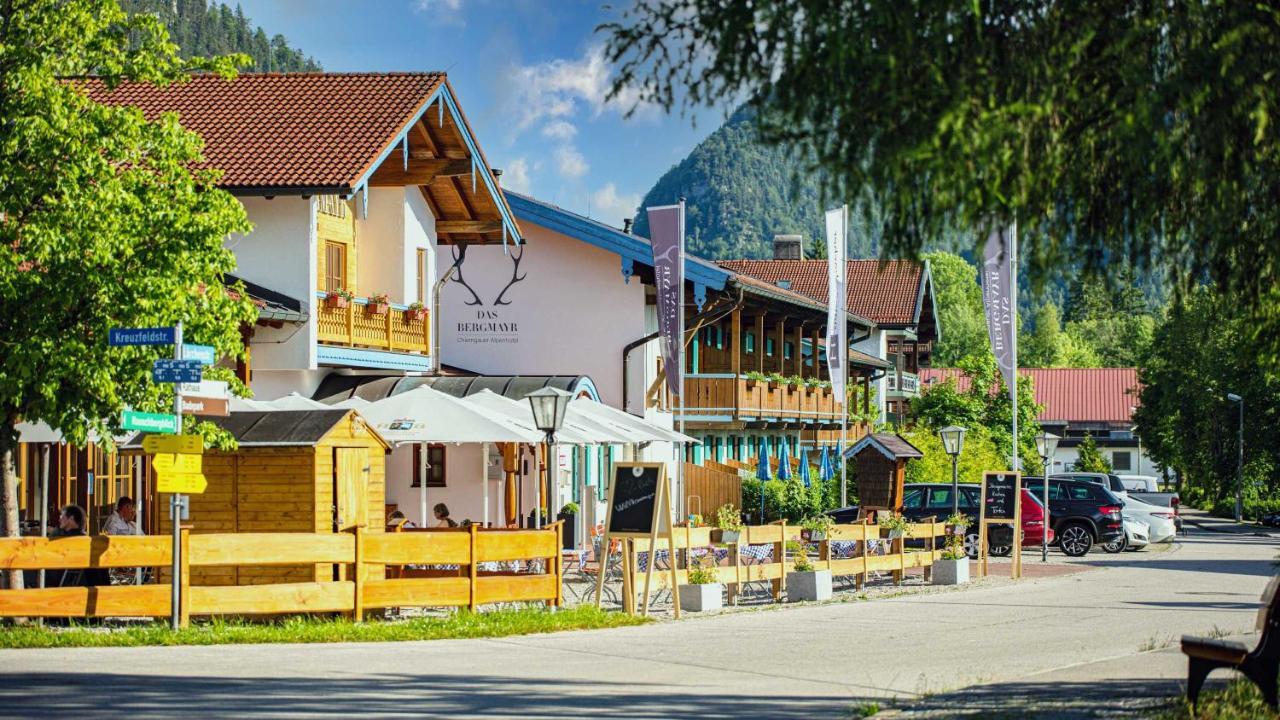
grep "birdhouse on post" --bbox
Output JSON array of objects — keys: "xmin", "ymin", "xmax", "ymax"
[{"xmin": 845, "ymin": 433, "xmax": 924, "ymax": 513}]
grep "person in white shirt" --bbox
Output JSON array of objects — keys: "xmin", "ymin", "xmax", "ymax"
[{"xmin": 103, "ymin": 497, "xmax": 142, "ymax": 536}]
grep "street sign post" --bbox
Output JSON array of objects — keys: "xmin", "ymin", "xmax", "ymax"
[
  {"xmin": 157, "ymin": 473, "xmax": 208, "ymax": 494},
  {"xmin": 181, "ymin": 343, "xmax": 217, "ymax": 365},
  {"xmin": 121, "ymin": 410, "xmax": 179, "ymax": 434},
  {"xmin": 153, "ymin": 453, "xmax": 202, "ymax": 475},
  {"xmin": 142, "ymin": 434, "xmax": 202, "ymax": 454},
  {"xmin": 178, "ymin": 380, "xmax": 228, "ymax": 397},
  {"xmin": 152, "ymin": 359, "xmax": 203, "ymax": 384},
  {"xmin": 180, "ymin": 396, "xmax": 230, "ymax": 417},
  {"xmin": 109, "ymin": 327, "xmax": 176, "ymax": 346}
]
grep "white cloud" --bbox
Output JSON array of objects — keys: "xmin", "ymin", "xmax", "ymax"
[
  {"xmin": 541, "ymin": 120, "xmax": 577, "ymax": 141},
  {"xmin": 415, "ymin": 0, "xmax": 464, "ymax": 25},
  {"xmin": 416, "ymin": 0, "xmax": 461, "ymax": 10},
  {"xmin": 555, "ymin": 146, "xmax": 589, "ymax": 180},
  {"xmin": 507, "ymin": 45, "xmax": 654, "ymax": 134},
  {"xmin": 502, "ymin": 157, "xmax": 532, "ymax": 194},
  {"xmin": 588, "ymin": 183, "xmax": 641, "ymax": 225}
]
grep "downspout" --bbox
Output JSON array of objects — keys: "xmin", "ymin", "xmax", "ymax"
[
  {"xmin": 622, "ymin": 288, "xmax": 743, "ymax": 414},
  {"xmin": 432, "ymin": 243, "xmax": 465, "ymax": 375}
]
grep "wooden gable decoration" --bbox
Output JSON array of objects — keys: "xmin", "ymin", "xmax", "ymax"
[{"xmin": 846, "ymin": 433, "xmax": 923, "ymax": 513}]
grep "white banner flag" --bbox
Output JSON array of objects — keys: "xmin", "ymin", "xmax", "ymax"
[{"xmin": 825, "ymin": 207, "xmax": 847, "ymax": 405}]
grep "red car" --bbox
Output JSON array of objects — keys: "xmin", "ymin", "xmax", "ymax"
[{"xmin": 990, "ymin": 489, "xmax": 1055, "ymax": 556}]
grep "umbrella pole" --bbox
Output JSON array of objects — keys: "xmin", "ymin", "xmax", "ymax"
[
  {"xmin": 482, "ymin": 442, "xmax": 490, "ymax": 528},
  {"xmin": 419, "ymin": 444, "xmax": 427, "ymax": 527}
]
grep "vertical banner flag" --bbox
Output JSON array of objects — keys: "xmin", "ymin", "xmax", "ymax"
[
  {"xmin": 648, "ymin": 203, "xmax": 685, "ymax": 397},
  {"xmin": 824, "ymin": 207, "xmax": 847, "ymax": 405},
  {"xmin": 982, "ymin": 226, "xmax": 1016, "ymax": 396}
]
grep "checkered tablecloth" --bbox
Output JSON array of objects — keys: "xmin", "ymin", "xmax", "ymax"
[
  {"xmin": 635, "ymin": 549, "xmax": 670, "ymax": 572},
  {"xmin": 740, "ymin": 544, "xmax": 774, "ymax": 562}
]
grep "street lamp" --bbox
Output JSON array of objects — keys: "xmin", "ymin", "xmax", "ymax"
[
  {"xmin": 939, "ymin": 426, "xmax": 967, "ymax": 516},
  {"xmin": 1227, "ymin": 393, "xmax": 1243, "ymax": 523},
  {"xmin": 528, "ymin": 387, "xmax": 572, "ymax": 529},
  {"xmin": 1035, "ymin": 431, "xmax": 1060, "ymax": 562}
]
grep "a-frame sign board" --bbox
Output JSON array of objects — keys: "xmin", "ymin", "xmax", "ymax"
[
  {"xmin": 595, "ymin": 462, "xmax": 681, "ymax": 618},
  {"xmin": 978, "ymin": 471, "xmax": 1023, "ymax": 579}
]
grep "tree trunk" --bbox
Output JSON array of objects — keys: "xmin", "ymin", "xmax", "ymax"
[{"xmin": 0, "ymin": 412, "xmax": 23, "ymax": 590}]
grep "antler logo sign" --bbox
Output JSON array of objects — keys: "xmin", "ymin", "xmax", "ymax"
[{"xmin": 449, "ymin": 242, "xmax": 526, "ymax": 346}]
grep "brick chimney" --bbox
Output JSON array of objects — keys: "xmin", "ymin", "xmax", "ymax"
[{"xmin": 773, "ymin": 234, "xmax": 805, "ymax": 260}]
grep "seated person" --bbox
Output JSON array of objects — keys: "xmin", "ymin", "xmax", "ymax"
[
  {"xmin": 103, "ymin": 497, "xmax": 143, "ymax": 536},
  {"xmin": 433, "ymin": 503, "xmax": 458, "ymax": 528},
  {"xmin": 50, "ymin": 504, "xmax": 86, "ymax": 538},
  {"xmin": 47, "ymin": 505, "xmax": 107, "ymax": 587},
  {"xmin": 386, "ymin": 509, "xmax": 416, "ymax": 530}
]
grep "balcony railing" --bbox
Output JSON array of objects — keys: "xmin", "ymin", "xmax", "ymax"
[
  {"xmin": 885, "ymin": 369, "xmax": 920, "ymax": 395},
  {"xmin": 315, "ymin": 292, "xmax": 429, "ymax": 354},
  {"xmin": 675, "ymin": 374, "xmax": 842, "ymax": 423}
]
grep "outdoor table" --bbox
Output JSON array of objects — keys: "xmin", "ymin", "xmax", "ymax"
[{"xmin": 738, "ymin": 544, "xmax": 775, "ymax": 599}]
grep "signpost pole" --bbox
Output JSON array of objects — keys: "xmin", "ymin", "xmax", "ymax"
[
  {"xmin": 839, "ymin": 205, "xmax": 849, "ymax": 508},
  {"xmin": 677, "ymin": 198, "xmax": 686, "ymax": 520},
  {"xmin": 170, "ymin": 321, "xmax": 183, "ymax": 631},
  {"xmin": 1010, "ymin": 220, "xmax": 1019, "ymax": 474}
]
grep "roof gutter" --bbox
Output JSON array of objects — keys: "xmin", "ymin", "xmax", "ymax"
[{"xmin": 432, "ymin": 245, "xmax": 465, "ymax": 374}]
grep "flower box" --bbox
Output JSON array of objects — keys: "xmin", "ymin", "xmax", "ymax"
[
  {"xmin": 932, "ymin": 558, "xmax": 969, "ymax": 586},
  {"xmin": 786, "ymin": 570, "xmax": 832, "ymax": 602},
  {"xmin": 679, "ymin": 583, "xmax": 724, "ymax": 612},
  {"xmin": 802, "ymin": 530, "xmax": 827, "ymax": 542},
  {"xmin": 405, "ymin": 308, "xmax": 428, "ymax": 323},
  {"xmin": 324, "ymin": 293, "xmax": 348, "ymax": 309},
  {"xmin": 365, "ymin": 302, "xmax": 389, "ymax": 316},
  {"xmin": 711, "ymin": 529, "xmax": 741, "ymax": 544}
]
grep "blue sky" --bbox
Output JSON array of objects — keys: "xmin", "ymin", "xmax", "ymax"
[{"xmin": 235, "ymin": 0, "xmax": 724, "ymax": 227}]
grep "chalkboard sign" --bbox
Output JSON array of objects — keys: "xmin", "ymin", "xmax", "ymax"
[
  {"xmin": 983, "ymin": 472, "xmax": 1019, "ymax": 521},
  {"xmin": 607, "ymin": 463, "xmax": 664, "ymax": 535}
]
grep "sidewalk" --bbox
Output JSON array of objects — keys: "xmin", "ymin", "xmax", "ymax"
[{"xmin": 1180, "ymin": 507, "xmax": 1274, "ymax": 536}]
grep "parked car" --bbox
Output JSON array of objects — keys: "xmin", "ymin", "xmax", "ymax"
[
  {"xmin": 1115, "ymin": 474, "xmax": 1160, "ymax": 493},
  {"xmin": 1025, "ymin": 476, "xmax": 1126, "ymax": 556},
  {"xmin": 826, "ymin": 483, "xmax": 1046, "ymax": 559},
  {"xmin": 1053, "ymin": 472, "xmax": 1181, "ymax": 536},
  {"xmin": 1261, "ymin": 510, "xmax": 1280, "ymax": 528},
  {"xmin": 1104, "ymin": 515, "xmax": 1151, "ymax": 553}
]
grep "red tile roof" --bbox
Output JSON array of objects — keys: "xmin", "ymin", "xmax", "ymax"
[
  {"xmin": 78, "ymin": 73, "xmax": 445, "ymax": 192},
  {"xmin": 717, "ymin": 259, "xmax": 925, "ymax": 326},
  {"xmin": 918, "ymin": 368, "xmax": 1141, "ymax": 423}
]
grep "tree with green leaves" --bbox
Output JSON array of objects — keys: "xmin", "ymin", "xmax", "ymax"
[
  {"xmin": 903, "ymin": 425, "xmax": 1008, "ymax": 485},
  {"xmin": 0, "ymin": 0, "xmax": 257, "ymax": 588},
  {"xmin": 602, "ymin": 2, "xmax": 1280, "ymax": 360},
  {"xmin": 1073, "ymin": 434, "xmax": 1112, "ymax": 474},
  {"xmin": 923, "ymin": 252, "xmax": 987, "ymax": 366}
]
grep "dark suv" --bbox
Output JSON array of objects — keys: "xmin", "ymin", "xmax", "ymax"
[
  {"xmin": 827, "ymin": 483, "xmax": 1014, "ymax": 558},
  {"xmin": 1024, "ymin": 476, "xmax": 1125, "ymax": 556}
]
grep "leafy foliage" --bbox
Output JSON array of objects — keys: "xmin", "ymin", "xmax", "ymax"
[
  {"xmin": 903, "ymin": 426, "xmax": 1008, "ymax": 486},
  {"xmin": 120, "ymin": 0, "xmax": 321, "ymax": 72},
  {"xmin": 1073, "ymin": 434, "xmax": 1113, "ymax": 474},
  {"xmin": 924, "ymin": 252, "xmax": 987, "ymax": 366},
  {"xmin": 910, "ymin": 355, "xmax": 1042, "ymax": 467},
  {"xmin": 0, "ymin": 0, "xmax": 257, "ymax": 569},
  {"xmin": 602, "ymin": 1, "xmax": 1280, "ymax": 360}
]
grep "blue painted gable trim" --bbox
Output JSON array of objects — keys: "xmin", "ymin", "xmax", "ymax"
[
  {"xmin": 317, "ymin": 346, "xmax": 433, "ymax": 372},
  {"xmin": 507, "ymin": 192, "xmax": 729, "ymax": 292}
]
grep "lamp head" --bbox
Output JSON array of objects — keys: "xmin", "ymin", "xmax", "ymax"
[
  {"xmin": 938, "ymin": 425, "xmax": 966, "ymax": 457},
  {"xmin": 1035, "ymin": 431, "xmax": 1060, "ymax": 461},
  {"xmin": 527, "ymin": 386, "xmax": 572, "ymax": 435},
  {"xmin": 1227, "ymin": 393, "xmax": 1243, "ymax": 403}
]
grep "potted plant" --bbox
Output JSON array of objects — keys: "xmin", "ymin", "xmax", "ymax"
[
  {"xmin": 785, "ymin": 375, "xmax": 803, "ymax": 390},
  {"xmin": 365, "ymin": 292, "xmax": 390, "ymax": 315},
  {"xmin": 679, "ymin": 554, "xmax": 724, "ymax": 612},
  {"xmin": 744, "ymin": 371, "xmax": 767, "ymax": 389},
  {"xmin": 712, "ymin": 503, "xmax": 745, "ymax": 544},
  {"xmin": 879, "ymin": 513, "xmax": 911, "ymax": 540},
  {"xmin": 324, "ymin": 288, "xmax": 354, "ymax": 309},
  {"xmin": 766, "ymin": 373, "xmax": 780, "ymax": 390},
  {"xmin": 800, "ymin": 514, "xmax": 835, "ymax": 542},
  {"xmin": 557, "ymin": 502, "xmax": 579, "ymax": 549},
  {"xmin": 405, "ymin": 301, "xmax": 428, "ymax": 322},
  {"xmin": 934, "ymin": 512, "xmax": 971, "ymax": 586},
  {"xmin": 785, "ymin": 539, "xmax": 832, "ymax": 602}
]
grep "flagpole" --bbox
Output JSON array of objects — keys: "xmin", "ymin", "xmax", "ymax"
[
  {"xmin": 1011, "ymin": 219, "xmax": 1019, "ymax": 474},
  {"xmin": 839, "ymin": 205, "xmax": 849, "ymax": 507}
]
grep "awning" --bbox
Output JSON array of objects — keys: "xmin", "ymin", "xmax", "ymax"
[
  {"xmin": 358, "ymin": 386, "xmax": 541, "ymax": 446},
  {"xmin": 462, "ymin": 390, "xmax": 612, "ymax": 445},
  {"xmin": 568, "ymin": 397, "xmax": 700, "ymax": 444}
]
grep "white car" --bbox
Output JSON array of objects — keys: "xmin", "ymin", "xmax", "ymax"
[
  {"xmin": 1116, "ymin": 474, "xmax": 1160, "ymax": 492},
  {"xmin": 1116, "ymin": 494, "xmax": 1178, "ymax": 543},
  {"xmin": 1104, "ymin": 516, "xmax": 1150, "ymax": 553}
]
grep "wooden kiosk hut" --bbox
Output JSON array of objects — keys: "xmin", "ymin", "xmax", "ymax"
[
  {"xmin": 845, "ymin": 433, "xmax": 923, "ymax": 513},
  {"xmin": 126, "ymin": 409, "xmax": 389, "ymax": 586}
]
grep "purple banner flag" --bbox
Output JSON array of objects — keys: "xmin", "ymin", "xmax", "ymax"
[
  {"xmin": 982, "ymin": 226, "xmax": 1017, "ymax": 394},
  {"xmin": 825, "ymin": 207, "xmax": 847, "ymax": 405},
  {"xmin": 648, "ymin": 203, "xmax": 684, "ymax": 397}
]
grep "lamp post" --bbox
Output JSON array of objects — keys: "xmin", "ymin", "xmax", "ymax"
[
  {"xmin": 939, "ymin": 426, "xmax": 967, "ymax": 516},
  {"xmin": 1035, "ymin": 431, "xmax": 1060, "ymax": 562},
  {"xmin": 528, "ymin": 387, "xmax": 572, "ymax": 529},
  {"xmin": 1227, "ymin": 393, "xmax": 1244, "ymax": 523}
]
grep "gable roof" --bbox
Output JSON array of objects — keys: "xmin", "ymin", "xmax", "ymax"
[
  {"xmin": 918, "ymin": 368, "xmax": 1140, "ymax": 423},
  {"xmin": 717, "ymin": 259, "xmax": 931, "ymax": 328},
  {"xmin": 79, "ymin": 72, "xmax": 519, "ymax": 246},
  {"xmin": 844, "ymin": 432, "xmax": 924, "ymax": 460},
  {"xmin": 122, "ymin": 409, "xmax": 388, "ymax": 449}
]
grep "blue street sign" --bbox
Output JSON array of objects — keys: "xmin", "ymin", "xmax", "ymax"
[
  {"xmin": 182, "ymin": 343, "xmax": 216, "ymax": 365},
  {"xmin": 109, "ymin": 327, "xmax": 176, "ymax": 346},
  {"xmin": 152, "ymin": 359, "xmax": 203, "ymax": 384}
]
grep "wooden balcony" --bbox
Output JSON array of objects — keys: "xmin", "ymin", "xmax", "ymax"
[
  {"xmin": 315, "ymin": 293, "xmax": 430, "ymax": 354},
  {"xmin": 676, "ymin": 374, "xmax": 842, "ymax": 424}
]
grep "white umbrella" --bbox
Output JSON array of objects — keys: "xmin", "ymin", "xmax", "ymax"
[
  {"xmin": 359, "ymin": 386, "xmax": 541, "ymax": 446},
  {"xmin": 567, "ymin": 397, "xmax": 699, "ymax": 444},
  {"xmin": 229, "ymin": 397, "xmax": 275, "ymax": 412},
  {"xmin": 267, "ymin": 392, "xmax": 330, "ymax": 411},
  {"xmin": 329, "ymin": 396, "xmax": 372, "ymax": 410},
  {"xmin": 463, "ymin": 390, "xmax": 621, "ymax": 445}
]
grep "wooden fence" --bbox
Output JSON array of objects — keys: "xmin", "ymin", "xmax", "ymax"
[
  {"xmin": 684, "ymin": 462, "xmax": 742, "ymax": 518},
  {"xmin": 612, "ymin": 519, "xmax": 945, "ymax": 612},
  {"xmin": 0, "ymin": 523, "xmax": 562, "ymax": 626}
]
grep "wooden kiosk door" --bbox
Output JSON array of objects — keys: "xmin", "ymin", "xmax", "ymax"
[{"xmin": 333, "ymin": 447, "xmax": 369, "ymax": 532}]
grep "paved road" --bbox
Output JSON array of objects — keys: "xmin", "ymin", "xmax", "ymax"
[{"xmin": 0, "ymin": 529, "xmax": 1273, "ymax": 719}]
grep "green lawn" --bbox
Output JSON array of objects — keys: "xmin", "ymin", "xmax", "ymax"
[
  {"xmin": 1153, "ymin": 679, "xmax": 1279, "ymax": 720},
  {"xmin": 0, "ymin": 606, "xmax": 648, "ymax": 649}
]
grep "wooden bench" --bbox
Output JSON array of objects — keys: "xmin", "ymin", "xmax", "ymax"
[{"xmin": 1182, "ymin": 576, "xmax": 1280, "ymax": 708}]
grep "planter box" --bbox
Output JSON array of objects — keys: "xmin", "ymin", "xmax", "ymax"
[
  {"xmin": 886, "ymin": 528, "xmax": 905, "ymax": 540},
  {"xmin": 786, "ymin": 570, "xmax": 832, "ymax": 602},
  {"xmin": 405, "ymin": 309, "xmax": 427, "ymax": 323},
  {"xmin": 712, "ymin": 529, "xmax": 741, "ymax": 544},
  {"xmin": 324, "ymin": 294, "xmax": 349, "ymax": 309},
  {"xmin": 679, "ymin": 583, "xmax": 724, "ymax": 612},
  {"xmin": 932, "ymin": 558, "xmax": 969, "ymax": 586},
  {"xmin": 802, "ymin": 530, "xmax": 827, "ymax": 542},
  {"xmin": 365, "ymin": 302, "xmax": 389, "ymax": 316}
]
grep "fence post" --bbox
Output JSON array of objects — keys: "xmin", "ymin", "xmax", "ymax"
[
  {"xmin": 353, "ymin": 526, "xmax": 365, "ymax": 623},
  {"xmin": 857, "ymin": 518, "xmax": 868, "ymax": 591},
  {"xmin": 553, "ymin": 521, "xmax": 563, "ymax": 608},
  {"xmin": 179, "ymin": 528, "xmax": 191, "ymax": 629},
  {"xmin": 468, "ymin": 524, "xmax": 479, "ymax": 612}
]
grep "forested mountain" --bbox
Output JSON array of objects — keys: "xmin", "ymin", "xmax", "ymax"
[{"xmin": 120, "ymin": 0, "xmax": 321, "ymax": 73}]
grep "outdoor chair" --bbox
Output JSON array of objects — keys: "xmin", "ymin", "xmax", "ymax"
[
  {"xmin": 1182, "ymin": 575, "xmax": 1280, "ymax": 709},
  {"xmin": 579, "ymin": 533, "xmax": 621, "ymax": 604}
]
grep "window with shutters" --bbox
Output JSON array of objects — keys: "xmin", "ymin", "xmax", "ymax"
[
  {"xmin": 324, "ymin": 241, "xmax": 347, "ymax": 293},
  {"xmin": 412, "ymin": 444, "xmax": 447, "ymax": 488}
]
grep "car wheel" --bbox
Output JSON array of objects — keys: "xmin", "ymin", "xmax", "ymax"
[
  {"xmin": 964, "ymin": 532, "xmax": 980, "ymax": 559},
  {"xmin": 1059, "ymin": 523, "xmax": 1094, "ymax": 557},
  {"xmin": 1102, "ymin": 533, "xmax": 1127, "ymax": 553},
  {"xmin": 989, "ymin": 544, "xmax": 1012, "ymax": 557}
]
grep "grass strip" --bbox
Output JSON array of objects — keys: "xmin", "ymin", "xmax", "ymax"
[
  {"xmin": 0, "ymin": 605, "xmax": 648, "ymax": 649},
  {"xmin": 1152, "ymin": 679, "xmax": 1280, "ymax": 720}
]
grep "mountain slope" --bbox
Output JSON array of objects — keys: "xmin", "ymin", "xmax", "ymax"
[{"xmin": 121, "ymin": 0, "xmax": 321, "ymax": 73}]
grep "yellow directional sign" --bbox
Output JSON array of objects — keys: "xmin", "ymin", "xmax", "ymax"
[
  {"xmin": 156, "ymin": 472, "xmax": 208, "ymax": 494},
  {"xmin": 153, "ymin": 453, "xmax": 202, "ymax": 475},
  {"xmin": 143, "ymin": 435, "xmax": 203, "ymax": 454}
]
